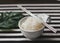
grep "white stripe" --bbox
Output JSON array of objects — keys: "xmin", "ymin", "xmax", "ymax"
[
  {"xmin": 0, "ymin": 33, "xmax": 23, "ymax": 36},
  {"xmin": 12, "ymin": 29, "xmax": 20, "ymax": 31},
  {"xmin": 0, "ymin": 38, "xmax": 60, "ymax": 41},
  {"xmin": 1, "ymin": 7, "xmax": 60, "ymax": 9},
  {"xmin": 0, "ymin": 10, "xmax": 60, "ymax": 12},
  {"xmin": 0, "ymin": 38, "xmax": 59, "ymax": 41},
  {"xmin": 27, "ymin": 10, "xmax": 60, "ymax": 12},
  {"xmin": 51, "ymin": 20, "xmax": 60, "ymax": 23},
  {"xmin": 44, "ymin": 29, "xmax": 60, "ymax": 31},
  {"xmin": 20, "ymin": 4, "xmax": 60, "ymax": 6},
  {"xmin": 50, "ymin": 24, "xmax": 60, "ymax": 26},
  {"xmin": 23, "ymin": 7, "xmax": 60, "ymax": 9},
  {"xmin": 42, "ymin": 33, "xmax": 60, "ymax": 36},
  {"xmin": 44, "ymin": 29, "xmax": 53, "ymax": 31},
  {"xmin": 0, "ymin": 38, "xmax": 30, "ymax": 41},
  {"xmin": 51, "ymin": 17, "xmax": 60, "ymax": 19},
  {"xmin": 0, "ymin": 10, "xmax": 60, "ymax": 13},
  {"xmin": 0, "ymin": 29, "xmax": 20, "ymax": 31},
  {"xmin": 0, "ymin": 4, "xmax": 60, "ymax": 6},
  {"xmin": 0, "ymin": 7, "xmax": 19, "ymax": 9},
  {"xmin": 23, "ymin": 13, "xmax": 60, "ymax": 15},
  {"xmin": 0, "ymin": 10, "xmax": 23, "ymax": 12}
]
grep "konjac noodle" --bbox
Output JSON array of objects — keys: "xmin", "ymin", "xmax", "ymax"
[{"xmin": 21, "ymin": 17, "xmax": 44, "ymax": 31}]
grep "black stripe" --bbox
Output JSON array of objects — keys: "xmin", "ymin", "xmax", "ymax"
[
  {"xmin": 53, "ymin": 26, "xmax": 60, "ymax": 28},
  {"xmin": 38, "ymin": 36, "xmax": 60, "ymax": 38},
  {"xmin": 0, "ymin": 7, "xmax": 60, "ymax": 10},
  {"xmin": 44, "ymin": 26, "xmax": 60, "ymax": 28},
  {"xmin": 0, "ymin": 0, "xmax": 59, "ymax": 4},
  {"xmin": 1, "ymin": 9, "xmax": 60, "ymax": 10},
  {"xmin": 43, "ymin": 31, "xmax": 60, "ymax": 33},
  {"xmin": 27, "ymin": 8, "xmax": 60, "ymax": 10},
  {"xmin": 0, "ymin": 36, "xmax": 25, "ymax": 38},
  {"xmin": 56, "ymin": 31, "xmax": 60, "ymax": 33},
  {"xmin": 0, "ymin": 31, "xmax": 21, "ymax": 33},
  {"xmin": 0, "ymin": 11, "xmax": 60, "ymax": 13},
  {"xmin": 1, "ymin": 6, "xmax": 60, "ymax": 7},
  {"xmin": 2, "ymin": 9, "xmax": 60, "ymax": 10},
  {"xmin": 47, "ymin": 22, "xmax": 60, "ymax": 24},
  {"xmin": 48, "ymin": 22, "xmax": 60, "ymax": 23},
  {"xmin": 43, "ymin": 31, "xmax": 54, "ymax": 33},
  {"xmin": 32, "ymin": 12, "xmax": 60, "ymax": 13},
  {"xmin": 51, "ymin": 19, "xmax": 60, "ymax": 20},
  {"xmin": 23, "ymin": 5, "xmax": 60, "ymax": 7}
]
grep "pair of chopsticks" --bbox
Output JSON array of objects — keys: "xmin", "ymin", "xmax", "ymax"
[{"xmin": 17, "ymin": 5, "xmax": 57, "ymax": 33}]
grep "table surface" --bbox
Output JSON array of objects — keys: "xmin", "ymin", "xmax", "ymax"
[{"xmin": 0, "ymin": 4, "xmax": 59, "ymax": 41}]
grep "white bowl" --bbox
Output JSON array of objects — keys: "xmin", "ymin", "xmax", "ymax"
[
  {"xmin": 18, "ymin": 14, "xmax": 49, "ymax": 39},
  {"xmin": 18, "ymin": 17, "xmax": 45, "ymax": 39}
]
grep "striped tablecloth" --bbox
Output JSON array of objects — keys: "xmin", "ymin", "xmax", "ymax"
[{"xmin": 0, "ymin": 4, "xmax": 60, "ymax": 41}]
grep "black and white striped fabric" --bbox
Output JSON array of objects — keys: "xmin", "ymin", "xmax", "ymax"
[{"xmin": 0, "ymin": 4, "xmax": 60, "ymax": 41}]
